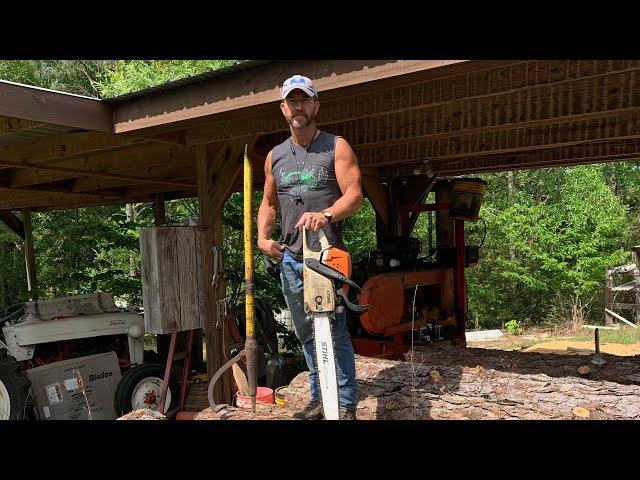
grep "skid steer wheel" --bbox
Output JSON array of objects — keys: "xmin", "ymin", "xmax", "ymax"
[
  {"xmin": 113, "ymin": 363, "xmax": 178, "ymax": 417},
  {"xmin": 0, "ymin": 349, "xmax": 33, "ymax": 420}
]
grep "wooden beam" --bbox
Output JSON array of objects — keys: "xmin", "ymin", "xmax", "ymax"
[
  {"xmin": 28, "ymin": 189, "xmax": 194, "ymax": 213},
  {"xmin": 361, "ymin": 173, "xmax": 390, "ymax": 228},
  {"xmin": 115, "ymin": 60, "xmax": 468, "ymax": 135},
  {"xmin": 0, "ymin": 210, "xmax": 25, "ymax": 239},
  {"xmin": 0, "ymin": 116, "xmax": 42, "ymax": 136},
  {"xmin": 0, "ymin": 131, "xmax": 146, "ymax": 174},
  {"xmin": 9, "ymin": 143, "xmax": 195, "ymax": 188},
  {"xmin": 22, "ymin": 208, "xmax": 37, "ymax": 300},
  {"xmin": 0, "ymin": 158, "xmax": 195, "ymax": 189},
  {"xmin": 195, "ymin": 143, "xmax": 231, "ymax": 404},
  {"xmin": 0, "ymin": 186, "xmax": 182, "ymax": 210},
  {"xmin": 0, "ymin": 80, "xmax": 112, "ymax": 132},
  {"xmin": 153, "ymin": 193, "xmax": 165, "ymax": 226}
]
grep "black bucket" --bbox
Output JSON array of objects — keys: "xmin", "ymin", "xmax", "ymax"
[{"xmin": 450, "ymin": 178, "xmax": 487, "ymax": 222}]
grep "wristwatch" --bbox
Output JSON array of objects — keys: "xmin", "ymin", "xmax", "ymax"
[{"xmin": 322, "ymin": 210, "xmax": 333, "ymax": 223}]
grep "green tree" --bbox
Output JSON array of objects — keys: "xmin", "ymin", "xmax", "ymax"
[
  {"xmin": 95, "ymin": 60, "xmax": 241, "ymax": 98},
  {"xmin": 0, "ymin": 60, "xmax": 111, "ymax": 97}
]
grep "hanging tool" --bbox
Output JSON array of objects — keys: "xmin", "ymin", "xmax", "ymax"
[
  {"xmin": 243, "ymin": 144, "xmax": 258, "ymax": 413},
  {"xmin": 302, "ymin": 226, "xmax": 368, "ymax": 420},
  {"xmin": 208, "ymin": 144, "xmax": 258, "ymax": 413}
]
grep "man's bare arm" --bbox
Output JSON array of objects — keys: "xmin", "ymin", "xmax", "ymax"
[
  {"xmin": 258, "ymin": 151, "xmax": 285, "ymax": 259},
  {"xmin": 328, "ymin": 137, "xmax": 363, "ymax": 221}
]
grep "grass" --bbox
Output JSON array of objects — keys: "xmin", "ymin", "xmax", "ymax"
[
  {"xmin": 468, "ymin": 323, "xmax": 640, "ymax": 350},
  {"xmin": 568, "ymin": 326, "xmax": 640, "ymax": 345}
]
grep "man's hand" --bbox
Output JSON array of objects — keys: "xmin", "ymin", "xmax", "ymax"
[
  {"xmin": 258, "ymin": 238, "xmax": 285, "ymax": 260},
  {"xmin": 295, "ymin": 212, "xmax": 328, "ymax": 232}
]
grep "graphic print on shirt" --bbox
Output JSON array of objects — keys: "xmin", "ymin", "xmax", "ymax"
[{"xmin": 275, "ymin": 164, "xmax": 331, "ymax": 198}]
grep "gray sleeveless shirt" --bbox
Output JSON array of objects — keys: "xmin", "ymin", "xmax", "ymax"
[{"xmin": 271, "ymin": 130, "xmax": 344, "ymax": 260}]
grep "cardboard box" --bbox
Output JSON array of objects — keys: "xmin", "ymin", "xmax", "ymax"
[{"xmin": 26, "ymin": 352, "xmax": 122, "ymax": 420}]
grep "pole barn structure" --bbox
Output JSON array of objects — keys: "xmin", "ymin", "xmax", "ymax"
[{"xmin": 1, "ymin": 59, "xmax": 639, "ymax": 403}]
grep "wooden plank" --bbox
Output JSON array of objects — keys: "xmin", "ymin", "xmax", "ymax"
[
  {"xmin": 0, "ymin": 158, "xmax": 195, "ymax": 189},
  {"xmin": 22, "ymin": 208, "xmax": 37, "ymax": 300},
  {"xmin": 604, "ymin": 308, "xmax": 638, "ymax": 328},
  {"xmin": 114, "ymin": 60, "xmax": 468, "ymax": 135},
  {"xmin": 0, "ymin": 132, "xmax": 144, "ymax": 175},
  {"xmin": 611, "ymin": 303, "xmax": 640, "ymax": 310},
  {"xmin": 610, "ymin": 280, "xmax": 636, "ymax": 292},
  {"xmin": 0, "ymin": 116, "xmax": 41, "ymax": 136},
  {"xmin": 0, "ymin": 80, "xmax": 112, "ymax": 132},
  {"xmin": 157, "ymin": 227, "xmax": 180, "ymax": 333},
  {"xmin": 0, "ymin": 210, "xmax": 25, "ymax": 239},
  {"xmin": 9, "ymin": 143, "xmax": 195, "ymax": 188},
  {"xmin": 69, "ymin": 163, "xmax": 195, "ymax": 192},
  {"xmin": 361, "ymin": 173, "xmax": 390, "ymax": 229},
  {"xmin": 140, "ymin": 228, "xmax": 162, "ymax": 334},
  {"xmin": 176, "ymin": 227, "xmax": 202, "ymax": 331}
]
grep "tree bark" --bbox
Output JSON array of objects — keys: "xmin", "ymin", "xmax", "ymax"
[
  {"xmin": 197, "ymin": 346, "xmax": 640, "ymax": 420},
  {"xmin": 122, "ymin": 346, "xmax": 640, "ymax": 420},
  {"xmin": 125, "ymin": 203, "xmax": 137, "ymax": 278}
]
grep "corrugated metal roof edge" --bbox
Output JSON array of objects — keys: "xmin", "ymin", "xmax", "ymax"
[{"xmin": 102, "ymin": 60, "xmax": 275, "ymax": 104}]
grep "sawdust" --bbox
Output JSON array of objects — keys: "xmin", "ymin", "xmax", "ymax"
[
  {"xmin": 524, "ymin": 340, "xmax": 640, "ymax": 356},
  {"xmin": 118, "ymin": 409, "xmax": 167, "ymax": 420}
]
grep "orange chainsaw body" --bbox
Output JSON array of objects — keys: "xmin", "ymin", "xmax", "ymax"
[{"xmin": 321, "ymin": 246, "xmax": 352, "ymax": 294}]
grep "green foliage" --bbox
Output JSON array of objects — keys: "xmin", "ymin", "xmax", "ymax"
[
  {"xmin": 467, "ymin": 165, "xmax": 631, "ymax": 328},
  {"xmin": 0, "ymin": 60, "xmax": 111, "ymax": 97},
  {"xmin": 505, "ymin": 319, "xmax": 522, "ymax": 335},
  {"xmin": 95, "ymin": 60, "xmax": 241, "ymax": 98}
]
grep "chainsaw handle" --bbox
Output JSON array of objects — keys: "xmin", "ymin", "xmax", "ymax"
[
  {"xmin": 336, "ymin": 289, "xmax": 369, "ymax": 314},
  {"xmin": 303, "ymin": 258, "xmax": 362, "ymax": 293}
]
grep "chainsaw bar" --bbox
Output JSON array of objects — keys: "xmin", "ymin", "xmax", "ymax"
[{"xmin": 312, "ymin": 312, "xmax": 340, "ymax": 420}]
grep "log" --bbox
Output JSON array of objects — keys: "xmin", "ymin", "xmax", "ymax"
[
  {"xmin": 122, "ymin": 345, "xmax": 640, "ymax": 420},
  {"xmin": 281, "ymin": 348, "xmax": 640, "ymax": 420}
]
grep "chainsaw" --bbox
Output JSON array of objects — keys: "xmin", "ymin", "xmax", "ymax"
[{"xmin": 302, "ymin": 226, "xmax": 368, "ymax": 420}]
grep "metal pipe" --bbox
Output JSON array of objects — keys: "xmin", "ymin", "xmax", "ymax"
[
  {"xmin": 243, "ymin": 144, "xmax": 258, "ymax": 412},
  {"xmin": 179, "ymin": 330, "xmax": 195, "ymax": 411},
  {"xmin": 159, "ymin": 331, "xmax": 177, "ymax": 413}
]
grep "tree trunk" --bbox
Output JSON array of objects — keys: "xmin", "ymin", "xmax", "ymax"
[
  {"xmin": 188, "ymin": 346, "xmax": 640, "ymax": 420},
  {"xmin": 125, "ymin": 203, "xmax": 137, "ymax": 278}
]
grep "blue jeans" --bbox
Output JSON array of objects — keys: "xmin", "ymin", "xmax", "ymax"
[{"xmin": 279, "ymin": 250, "xmax": 358, "ymax": 410}]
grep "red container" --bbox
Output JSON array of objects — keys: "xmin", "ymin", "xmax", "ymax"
[{"xmin": 236, "ymin": 387, "xmax": 275, "ymax": 408}]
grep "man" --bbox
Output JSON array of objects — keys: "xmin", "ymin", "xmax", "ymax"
[{"xmin": 257, "ymin": 75, "xmax": 363, "ymax": 420}]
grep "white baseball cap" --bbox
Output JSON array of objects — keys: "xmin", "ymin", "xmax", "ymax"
[{"xmin": 281, "ymin": 74, "xmax": 318, "ymax": 99}]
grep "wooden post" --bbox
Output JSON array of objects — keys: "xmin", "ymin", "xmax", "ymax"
[
  {"xmin": 153, "ymin": 193, "xmax": 166, "ymax": 226},
  {"xmin": 22, "ymin": 208, "xmax": 37, "ymax": 301},
  {"xmin": 195, "ymin": 142, "xmax": 247, "ymax": 404},
  {"xmin": 152, "ymin": 193, "xmax": 169, "ymax": 365},
  {"xmin": 435, "ymin": 180, "xmax": 457, "ymax": 343},
  {"xmin": 604, "ymin": 269, "xmax": 613, "ymax": 325}
]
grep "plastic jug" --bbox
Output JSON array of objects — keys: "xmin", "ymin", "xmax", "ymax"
[{"xmin": 266, "ymin": 354, "xmax": 287, "ymax": 389}]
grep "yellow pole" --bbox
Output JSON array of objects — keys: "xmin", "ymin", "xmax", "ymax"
[{"xmin": 243, "ymin": 144, "xmax": 257, "ymax": 412}]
